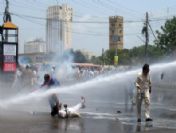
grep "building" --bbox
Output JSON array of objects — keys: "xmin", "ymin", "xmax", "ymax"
[
  {"xmin": 24, "ymin": 38, "xmax": 46, "ymax": 54},
  {"xmin": 46, "ymin": 4, "xmax": 73, "ymax": 54},
  {"xmin": 19, "ymin": 52, "xmax": 49, "ymax": 64},
  {"xmin": 109, "ymin": 16, "xmax": 123, "ymax": 50}
]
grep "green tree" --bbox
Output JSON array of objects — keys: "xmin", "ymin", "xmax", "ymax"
[
  {"xmin": 90, "ymin": 56, "xmax": 102, "ymax": 64},
  {"xmin": 102, "ymin": 49, "xmax": 131, "ymax": 65},
  {"xmin": 155, "ymin": 16, "xmax": 176, "ymax": 54},
  {"xmin": 118, "ymin": 49, "xmax": 131, "ymax": 65},
  {"xmin": 73, "ymin": 50, "xmax": 88, "ymax": 63},
  {"xmin": 129, "ymin": 45, "xmax": 164, "ymax": 64},
  {"xmin": 104, "ymin": 49, "xmax": 115, "ymax": 65}
]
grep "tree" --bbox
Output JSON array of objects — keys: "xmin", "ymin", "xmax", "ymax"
[
  {"xmin": 129, "ymin": 45, "xmax": 164, "ymax": 64},
  {"xmin": 73, "ymin": 50, "xmax": 88, "ymax": 63},
  {"xmin": 101, "ymin": 49, "xmax": 131, "ymax": 65},
  {"xmin": 104, "ymin": 49, "xmax": 115, "ymax": 65},
  {"xmin": 155, "ymin": 16, "xmax": 176, "ymax": 54},
  {"xmin": 90, "ymin": 56, "xmax": 102, "ymax": 64}
]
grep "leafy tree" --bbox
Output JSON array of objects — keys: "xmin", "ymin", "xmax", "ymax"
[
  {"xmin": 118, "ymin": 49, "xmax": 131, "ymax": 65},
  {"xmin": 73, "ymin": 50, "xmax": 88, "ymax": 63},
  {"xmin": 104, "ymin": 49, "xmax": 115, "ymax": 65},
  {"xmin": 147, "ymin": 45, "xmax": 165, "ymax": 62},
  {"xmin": 129, "ymin": 45, "xmax": 164, "ymax": 64},
  {"xmin": 90, "ymin": 56, "xmax": 102, "ymax": 64},
  {"xmin": 101, "ymin": 49, "xmax": 132, "ymax": 65},
  {"xmin": 155, "ymin": 16, "xmax": 176, "ymax": 54}
]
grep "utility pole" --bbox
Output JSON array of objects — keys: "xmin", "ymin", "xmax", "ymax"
[
  {"xmin": 145, "ymin": 12, "xmax": 149, "ymax": 62},
  {"xmin": 102, "ymin": 48, "xmax": 104, "ymax": 67},
  {"xmin": 3, "ymin": 0, "xmax": 11, "ymax": 22},
  {"xmin": 142, "ymin": 12, "xmax": 149, "ymax": 62}
]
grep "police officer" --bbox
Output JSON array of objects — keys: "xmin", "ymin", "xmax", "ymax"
[{"xmin": 136, "ymin": 64, "xmax": 152, "ymax": 122}]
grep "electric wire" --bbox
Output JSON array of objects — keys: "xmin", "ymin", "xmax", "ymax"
[
  {"xmin": 148, "ymin": 22, "xmax": 157, "ymax": 40},
  {"xmin": 13, "ymin": 13, "xmax": 141, "ymax": 37}
]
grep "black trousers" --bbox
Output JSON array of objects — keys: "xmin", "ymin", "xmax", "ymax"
[{"xmin": 51, "ymin": 105, "xmax": 58, "ymax": 116}]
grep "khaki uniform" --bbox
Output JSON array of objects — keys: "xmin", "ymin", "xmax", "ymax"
[{"xmin": 136, "ymin": 72, "xmax": 151, "ymax": 119}]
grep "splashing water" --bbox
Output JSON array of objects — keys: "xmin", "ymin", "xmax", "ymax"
[{"xmin": 0, "ymin": 60, "xmax": 176, "ymax": 110}]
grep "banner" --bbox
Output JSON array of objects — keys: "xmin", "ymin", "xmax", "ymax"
[
  {"xmin": 3, "ymin": 44, "xmax": 16, "ymax": 55},
  {"xmin": 3, "ymin": 44, "xmax": 17, "ymax": 72},
  {"xmin": 4, "ymin": 55, "xmax": 16, "ymax": 62},
  {"xmin": 3, "ymin": 63, "xmax": 16, "ymax": 72}
]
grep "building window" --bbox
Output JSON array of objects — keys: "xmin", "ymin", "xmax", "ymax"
[
  {"xmin": 111, "ymin": 23, "xmax": 115, "ymax": 27},
  {"xmin": 118, "ymin": 37, "xmax": 121, "ymax": 42}
]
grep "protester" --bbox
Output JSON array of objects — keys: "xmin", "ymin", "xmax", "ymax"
[
  {"xmin": 16, "ymin": 65, "xmax": 35, "ymax": 90},
  {"xmin": 135, "ymin": 64, "xmax": 152, "ymax": 122},
  {"xmin": 58, "ymin": 97, "xmax": 86, "ymax": 118},
  {"xmin": 41, "ymin": 73, "xmax": 60, "ymax": 116}
]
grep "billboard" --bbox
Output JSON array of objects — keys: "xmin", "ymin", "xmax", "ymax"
[
  {"xmin": 3, "ymin": 44, "xmax": 17, "ymax": 72},
  {"xmin": 3, "ymin": 63, "xmax": 16, "ymax": 72},
  {"xmin": 4, "ymin": 55, "xmax": 16, "ymax": 62},
  {"xmin": 3, "ymin": 44, "xmax": 16, "ymax": 55}
]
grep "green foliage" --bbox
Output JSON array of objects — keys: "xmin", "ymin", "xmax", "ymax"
[
  {"xmin": 91, "ymin": 44, "xmax": 164, "ymax": 65},
  {"xmin": 73, "ymin": 50, "xmax": 88, "ymax": 63},
  {"xmin": 104, "ymin": 48, "xmax": 115, "ymax": 65},
  {"xmin": 155, "ymin": 16, "xmax": 176, "ymax": 54},
  {"xmin": 90, "ymin": 56, "xmax": 102, "ymax": 64},
  {"xmin": 98, "ymin": 48, "xmax": 132, "ymax": 65}
]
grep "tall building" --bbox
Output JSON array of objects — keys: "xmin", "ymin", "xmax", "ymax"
[
  {"xmin": 109, "ymin": 16, "xmax": 123, "ymax": 50},
  {"xmin": 24, "ymin": 38, "xmax": 46, "ymax": 54},
  {"xmin": 46, "ymin": 4, "xmax": 73, "ymax": 54}
]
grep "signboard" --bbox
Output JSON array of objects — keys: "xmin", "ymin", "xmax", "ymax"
[
  {"xmin": 3, "ymin": 44, "xmax": 16, "ymax": 55},
  {"xmin": 2, "ymin": 44, "xmax": 17, "ymax": 72},
  {"xmin": 4, "ymin": 55, "xmax": 16, "ymax": 62},
  {"xmin": 3, "ymin": 63, "xmax": 16, "ymax": 72},
  {"xmin": 114, "ymin": 56, "xmax": 118, "ymax": 65}
]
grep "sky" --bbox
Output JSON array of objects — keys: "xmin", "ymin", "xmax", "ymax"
[{"xmin": 0, "ymin": 0, "xmax": 176, "ymax": 55}]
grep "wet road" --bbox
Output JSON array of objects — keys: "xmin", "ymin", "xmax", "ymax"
[{"xmin": 0, "ymin": 110, "xmax": 176, "ymax": 133}]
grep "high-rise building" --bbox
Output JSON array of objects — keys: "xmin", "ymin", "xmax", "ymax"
[
  {"xmin": 109, "ymin": 16, "xmax": 123, "ymax": 50},
  {"xmin": 46, "ymin": 4, "xmax": 73, "ymax": 54},
  {"xmin": 24, "ymin": 38, "xmax": 46, "ymax": 54}
]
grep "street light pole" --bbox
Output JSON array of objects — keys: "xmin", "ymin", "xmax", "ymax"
[{"xmin": 102, "ymin": 48, "xmax": 104, "ymax": 67}]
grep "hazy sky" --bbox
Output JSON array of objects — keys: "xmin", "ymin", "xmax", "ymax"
[{"xmin": 0, "ymin": 0, "xmax": 176, "ymax": 55}]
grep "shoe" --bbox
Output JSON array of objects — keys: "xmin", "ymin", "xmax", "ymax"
[
  {"xmin": 137, "ymin": 118, "xmax": 141, "ymax": 122},
  {"xmin": 146, "ymin": 118, "xmax": 153, "ymax": 122}
]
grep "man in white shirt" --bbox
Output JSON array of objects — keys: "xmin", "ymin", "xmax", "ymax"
[
  {"xmin": 136, "ymin": 64, "xmax": 152, "ymax": 122},
  {"xmin": 58, "ymin": 97, "xmax": 86, "ymax": 118}
]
